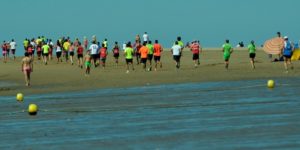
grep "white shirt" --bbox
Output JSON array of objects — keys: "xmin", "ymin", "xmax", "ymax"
[
  {"xmin": 143, "ymin": 34, "xmax": 148, "ymax": 42},
  {"xmin": 30, "ymin": 41, "xmax": 36, "ymax": 47},
  {"xmin": 56, "ymin": 46, "xmax": 62, "ymax": 52},
  {"xmin": 172, "ymin": 45, "xmax": 181, "ymax": 56},
  {"xmin": 89, "ymin": 44, "xmax": 99, "ymax": 55},
  {"xmin": 10, "ymin": 42, "xmax": 17, "ymax": 49},
  {"xmin": 123, "ymin": 43, "xmax": 127, "ymax": 50}
]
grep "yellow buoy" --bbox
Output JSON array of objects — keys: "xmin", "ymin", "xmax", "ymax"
[
  {"xmin": 16, "ymin": 93, "xmax": 24, "ymax": 102},
  {"xmin": 28, "ymin": 104, "xmax": 38, "ymax": 115},
  {"xmin": 267, "ymin": 80, "xmax": 275, "ymax": 88}
]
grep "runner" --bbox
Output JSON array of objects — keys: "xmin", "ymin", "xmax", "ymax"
[
  {"xmin": 63, "ymin": 39, "xmax": 71, "ymax": 62},
  {"xmin": 135, "ymin": 34, "xmax": 141, "ymax": 44},
  {"xmin": 153, "ymin": 40, "xmax": 163, "ymax": 71},
  {"xmin": 55, "ymin": 40, "xmax": 63, "ymax": 63},
  {"xmin": 48, "ymin": 39, "xmax": 54, "ymax": 60},
  {"xmin": 190, "ymin": 40, "xmax": 201, "ymax": 67},
  {"xmin": 21, "ymin": 52, "xmax": 33, "ymax": 86},
  {"xmin": 139, "ymin": 42, "xmax": 149, "ymax": 70},
  {"xmin": 89, "ymin": 41, "xmax": 99, "ymax": 67},
  {"xmin": 23, "ymin": 38, "xmax": 29, "ymax": 51},
  {"xmin": 84, "ymin": 36, "xmax": 88, "ymax": 50},
  {"xmin": 171, "ymin": 41, "xmax": 182, "ymax": 69},
  {"xmin": 247, "ymin": 40, "xmax": 256, "ymax": 69},
  {"xmin": 134, "ymin": 42, "xmax": 142, "ymax": 65},
  {"xmin": 177, "ymin": 36, "xmax": 184, "ymax": 49},
  {"xmin": 2, "ymin": 41, "xmax": 8, "ymax": 63},
  {"xmin": 77, "ymin": 42, "xmax": 84, "ymax": 68},
  {"xmin": 27, "ymin": 43, "xmax": 34, "ymax": 58},
  {"xmin": 124, "ymin": 42, "xmax": 135, "ymax": 73},
  {"xmin": 69, "ymin": 42, "xmax": 75, "ymax": 65},
  {"xmin": 84, "ymin": 50, "xmax": 92, "ymax": 76},
  {"xmin": 112, "ymin": 41, "xmax": 120, "ymax": 65},
  {"xmin": 146, "ymin": 41, "xmax": 154, "ymax": 71},
  {"xmin": 42, "ymin": 42, "xmax": 50, "ymax": 65},
  {"xmin": 6, "ymin": 41, "xmax": 11, "ymax": 58},
  {"xmin": 282, "ymin": 36, "xmax": 294, "ymax": 73},
  {"xmin": 222, "ymin": 39, "xmax": 233, "ymax": 70},
  {"xmin": 100, "ymin": 43, "xmax": 108, "ymax": 69},
  {"xmin": 10, "ymin": 39, "xmax": 17, "ymax": 61},
  {"xmin": 102, "ymin": 39, "xmax": 108, "ymax": 49},
  {"xmin": 143, "ymin": 32, "xmax": 149, "ymax": 42},
  {"xmin": 30, "ymin": 38, "xmax": 36, "ymax": 60}
]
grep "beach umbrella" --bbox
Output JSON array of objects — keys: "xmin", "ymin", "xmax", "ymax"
[{"xmin": 263, "ymin": 37, "xmax": 284, "ymax": 55}]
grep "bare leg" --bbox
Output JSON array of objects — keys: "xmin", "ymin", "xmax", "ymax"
[
  {"xmin": 250, "ymin": 58, "xmax": 255, "ymax": 69},
  {"xmin": 225, "ymin": 61, "xmax": 229, "ymax": 70},
  {"xmin": 284, "ymin": 59, "xmax": 288, "ymax": 71}
]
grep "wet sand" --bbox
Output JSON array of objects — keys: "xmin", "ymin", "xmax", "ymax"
[
  {"xmin": 1, "ymin": 79, "xmax": 300, "ymax": 149},
  {"xmin": 1, "ymin": 48, "xmax": 299, "ymax": 96}
]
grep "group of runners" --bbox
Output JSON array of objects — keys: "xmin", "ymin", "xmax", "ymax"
[
  {"xmin": 1, "ymin": 39, "xmax": 17, "ymax": 62},
  {"xmin": 1, "ymin": 32, "xmax": 297, "ymax": 86}
]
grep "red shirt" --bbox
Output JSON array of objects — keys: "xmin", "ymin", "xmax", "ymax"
[
  {"xmin": 153, "ymin": 44, "xmax": 163, "ymax": 56},
  {"xmin": 113, "ymin": 46, "xmax": 119, "ymax": 54},
  {"xmin": 2, "ymin": 44, "xmax": 7, "ymax": 51},
  {"xmin": 190, "ymin": 43, "xmax": 200, "ymax": 54},
  {"xmin": 27, "ymin": 46, "xmax": 33, "ymax": 53},
  {"xmin": 77, "ymin": 46, "xmax": 84, "ymax": 54},
  {"xmin": 100, "ymin": 47, "xmax": 107, "ymax": 58}
]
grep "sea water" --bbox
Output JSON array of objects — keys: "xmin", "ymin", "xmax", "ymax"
[{"xmin": 0, "ymin": 79, "xmax": 299, "ymax": 149}]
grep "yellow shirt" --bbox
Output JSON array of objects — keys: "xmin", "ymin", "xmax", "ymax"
[{"xmin": 63, "ymin": 42, "xmax": 71, "ymax": 51}]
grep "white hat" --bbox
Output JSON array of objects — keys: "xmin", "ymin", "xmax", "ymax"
[{"xmin": 284, "ymin": 36, "xmax": 288, "ymax": 39}]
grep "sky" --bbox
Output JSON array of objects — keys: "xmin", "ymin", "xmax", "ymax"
[{"xmin": 1, "ymin": 0, "xmax": 300, "ymax": 55}]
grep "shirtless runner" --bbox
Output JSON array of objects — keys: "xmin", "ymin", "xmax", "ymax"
[
  {"xmin": 21, "ymin": 52, "xmax": 33, "ymax": 86},
  {"xmin": 84, "ymin": 50, "xmax": 92, "ymax": 76}
]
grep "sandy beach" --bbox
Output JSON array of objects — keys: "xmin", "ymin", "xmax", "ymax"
[{"xmin": 1, "ymin": 48, "xmax": 299, "ymax": 96}]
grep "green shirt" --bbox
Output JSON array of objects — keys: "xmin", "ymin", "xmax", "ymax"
[
  {"xmin": 178, "ymin": 41, "xmax": 184, "ymax": 48},
  {"xmin": 23, "ymin": 40, "xmax": 29, "ymax": 47},
  {"xmin": 146, "ymin": 44, "xmax": 154, "ymax": 55},
  {"xmin": 222, "ymin": 43, "xmax": 232, "ymax": 55},
  {"xmin": 248, "ymin": 44, "xmax": 256, "ymax": 54},
  {"xmin": 124, "ymin": 47, "xmax": 134, "ymax": 59},
  {"xmin": 42, "ymin": 45, "xmax": 50, "ymax": 54},
  {"xmin": 103, "ymin": 41, "xmax": 108, "ymax": 48}
]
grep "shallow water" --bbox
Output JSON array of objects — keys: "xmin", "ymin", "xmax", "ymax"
[{"xmin": 0, "ymin": 79, "xmax": 300, "ymax": 149}]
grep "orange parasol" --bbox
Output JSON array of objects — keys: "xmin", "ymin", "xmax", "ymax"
[{"xmin": 263, "ymin": 37, "xmax": 284, "ymax": 55}]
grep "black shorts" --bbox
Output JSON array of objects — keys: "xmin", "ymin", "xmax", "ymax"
[
  {"xmin": 77, "ymin": 54, "xmax": 83, "ymax": 59},
  {"xmin": 101, "ymin": 58, "xmax": 106, "ymax": 63},
  {"xmin": 147, "ymin": 54, "xmax": 153, "ymax": 61},
  {"xmin": 136, "ymin": 53, "xmax": 141, "ymax": 57},
  {"xmin": 70, "ymin": 52, "xmax": 74, "ymax": 56},
  {"xmin": 249, "ymin": 53, "xmax": 256, "ymax": 59},
  {"xmin": 11, "ymin": 49, "xmax": 16, "ymax": 54},
  {"xmin": 173, "ymin": 55, "xmax": 180, "ymax": 62},
  {"xmin": 154, "ymin": 56, "xmax": 161, "ymax": 62},
  {"xmin": 284, "ymin": 55, "xmax": 292, "ymax": 59},
  {"xmin": 141, "ymin": 58, "xmax": 147, "ymax": 64},
  {"xmin": 193, "ymin": 54, "xmax": 199, "ymax": 60},
  {"xmin": 43, "ymin": 53, "xmax": 49, "ymax": 57},
  {"xmin": 126, "ymin": 59, "xmax": 133, "ymax": 63},
  {"xmin": 56, "ymin": 52, "xmax": 62, "ymax": 58},
  {"xmin": 91, "ymin": 54, "xmax": 98, "ymax": 60},
  {"xmin": 114, "ymin": 53, "xmax": 119, "ymax": 58}
]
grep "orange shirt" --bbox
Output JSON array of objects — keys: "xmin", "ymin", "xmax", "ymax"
[
  {"xmin": 153, "ymin": 44, "xmax": 163, "ymax": 56},
  {"xmin": 139, "ymin": 46, "xmax": 149, "ymax": 58}
]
